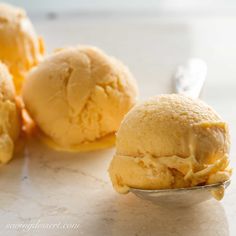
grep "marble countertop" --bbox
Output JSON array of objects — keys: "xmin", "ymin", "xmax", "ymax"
[{"xmin": 0, "ymin": 14, "xmax": 236, "ymax": 236}]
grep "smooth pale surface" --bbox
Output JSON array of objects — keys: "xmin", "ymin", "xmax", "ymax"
[{"xmin": 0, "ymin": 14, "xmax": 236, "ymax": 236}]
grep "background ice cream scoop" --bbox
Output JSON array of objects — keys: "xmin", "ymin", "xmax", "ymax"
[
  {"xmin": 23, "ymin": 46, "xmax": 138, "ymax": 152},
  {"xmin": 0, "ymin": 3, "xmax": 44, "ymax": 92},
  {"xmin": 0, "ymin": 62, "xmax": 21, "ymax": 164},
  {"xmin": 109, "ymin": 94, "xmax": 231, "ymax": 194}
]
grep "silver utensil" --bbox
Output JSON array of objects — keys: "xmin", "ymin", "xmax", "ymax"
[
  {"xmin": 130, "ymin": 58, "xmax": 230, "ymax": 207},
  {"xmin": 130, "ymin": 180, "xmax": 230, "ymax": 207},
  {"xmin": 173, "ymin": 58, "xmax": 207, "ymax": 98}
]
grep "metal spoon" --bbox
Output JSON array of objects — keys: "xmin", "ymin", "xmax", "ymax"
[
  {"xmin": 130, "ymin": 58, "xmax": 230, "ymax": 207},
  {"xmin": 174, "ymin": 58, "xmax": 207, "ymax": 98}
]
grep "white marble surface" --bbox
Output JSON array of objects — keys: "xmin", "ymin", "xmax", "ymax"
[{"xmin": 0, "ymin": 14, "xmax": 236, "ymax": 236}]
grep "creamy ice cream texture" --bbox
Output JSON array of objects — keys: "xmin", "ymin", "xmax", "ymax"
[
  {"xmin": 0, "ymin": 3, "xmax": 44, "ymax": 92},
  {"xmin": 23, "ymin": 46, "xmax": 138, "ymax": 152},
  {"xmin": 0, "ymin": 62, "xmax": 21, "ymax": 164},
  {"xmin": 109, "ymin": 94, "xmax": 231, "ymax": 199}
]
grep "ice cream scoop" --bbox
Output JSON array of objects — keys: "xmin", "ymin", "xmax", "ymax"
[
  {"xmin": 23, "ymin": 46, "xmax": 138, "ymax": 152},
  {"xmin": 109, "ymin": 94, "xmax": 231, "ymax": 191},
  {"xmin": 109, "ymin": 59, "xmax": 231, "ymax": 205},
  {"xmin": 0, "ymin": 62, "xmax": 21, "ymax": 164},
  {"xmin": 0, "ymin": 3, "xmax": 44, "ymax": 92}
]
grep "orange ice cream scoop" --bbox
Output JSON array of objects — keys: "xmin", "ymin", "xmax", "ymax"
[
  {"xmin": 0, "ymin": 3, "xmax": 44, "ymax": 92},
  {"xmin": 23, "ymin": 46, "xmax": 138, "ymax": 152},
  {"xmin": 109, "ymin": 94, "xmax": 231, "ymax": 195},
  {"xmin": 0, "ymin": 62, "xmax": 21, "ymax": 164}
]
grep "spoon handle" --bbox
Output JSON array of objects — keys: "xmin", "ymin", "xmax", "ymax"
[{"xmin": 173, "ymin": 58, "xmax": 207, "ymax": 99}]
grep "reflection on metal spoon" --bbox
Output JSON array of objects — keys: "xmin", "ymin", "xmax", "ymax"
[{"xmin": 130, "ymin": 180, "xmax": 230, "ymax": 207}]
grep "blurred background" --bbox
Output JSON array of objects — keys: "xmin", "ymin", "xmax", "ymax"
[{"xmin": 3, "ymin": 0, "xmax": 236, "ymax": 16}]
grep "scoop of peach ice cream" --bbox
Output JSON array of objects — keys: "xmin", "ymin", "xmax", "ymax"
[
  {"xmin": 0, "ymin": 62, "xmax": 21, "ymax": 164},
  {"xmin": 0, "ymin": 3, "xmax": 44, "ymax": 92},
  {"xmin": 109, "ymin": 94, "xmax": 231, "ymax": 197},
  {"xmin": 23, "ymin": 46, "xmax": 138, "ymax": 152}
]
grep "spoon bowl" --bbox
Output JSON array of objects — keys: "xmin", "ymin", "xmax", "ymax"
[{"xmin": 130, "ymin": 180, "xmax": 230, "ymax": 207}]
